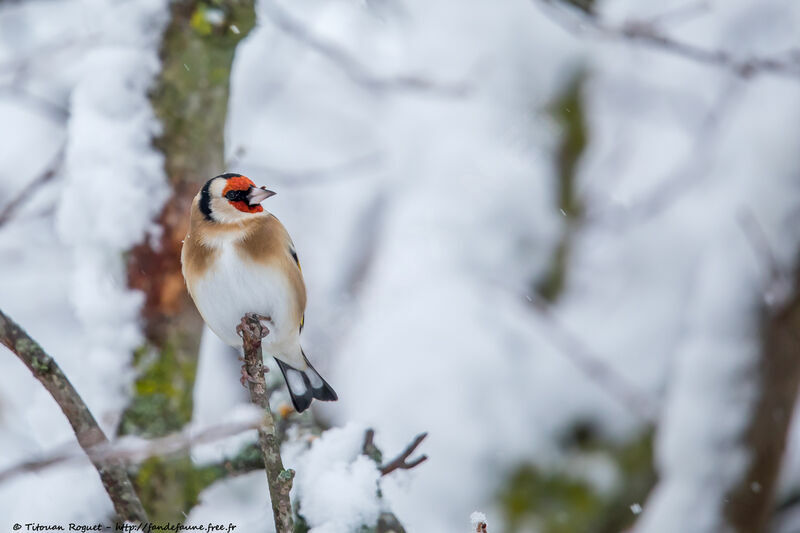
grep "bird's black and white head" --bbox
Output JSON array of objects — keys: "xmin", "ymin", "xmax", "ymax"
[{"xmin": 199, "ymin": 173, "xmax": 276, "ymax": 224}]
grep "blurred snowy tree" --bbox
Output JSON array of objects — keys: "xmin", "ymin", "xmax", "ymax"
[{"xmin": 121, "ymin": 0, "xmax": 256, "ymax": 521}]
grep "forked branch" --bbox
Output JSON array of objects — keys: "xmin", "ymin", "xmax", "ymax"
[{"xmin": 377, "ymin": 431, "xmax": 429, "ymax": 476}]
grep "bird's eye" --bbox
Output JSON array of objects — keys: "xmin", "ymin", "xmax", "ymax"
[{"xmin": 225, "ymin": 190, "xmax": 248, "ymax": 202}]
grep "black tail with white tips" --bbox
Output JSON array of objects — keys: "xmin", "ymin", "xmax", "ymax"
[{"xmin": 275, "ymin": 351, "xmax": 337, "ymax": 413}]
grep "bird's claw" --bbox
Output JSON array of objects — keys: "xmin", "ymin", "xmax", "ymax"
[
  {"xmin": 239, "ymin": 362, "xmax": 268, "ymax": 387},
  {"xmin": 240, "ymin": 364, "xmax": 260, "ymax": 387},
  {"xmin": 237, "ymin": 313, "xmax": 272, "ymax": 339}
]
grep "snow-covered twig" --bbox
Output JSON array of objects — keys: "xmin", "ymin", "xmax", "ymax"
[
  {"xmin": 534, "ymin": 0, "xmax": 800, "ymax": 80},
  {"xmin": 260, "ymin": 0, "xmax": 469, "ymax": 96},
  {"xmin": 0, "ymin": 418, "xmax": 261, "ymax": 485},
  {"xmin": 0, "ymin": 308, "xmax": 148, "ymax": 523},
  {"xmin": 238, "ymin": 313, "xmax": 294, "ymax": 533},
  {"xmin": 470, "ymin": 511, "xmax": 488, "ymax": 532},
  {"xmin": 379, "ymin": 432, "xmax": 428, "ymax": 476}
]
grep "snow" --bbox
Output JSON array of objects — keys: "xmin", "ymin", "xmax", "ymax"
[
  {"xmin": 227, "ymin": 3, "xmax": 581, "ymax": 528},
  {"xmin": 226, "ymin": 0, "xmax": 800, "ymax": 530},
  {"xmin": 470, "ymin": 511, "xmax": 487, "ymax": 527},
  {"xmin": 3, "ymin": 0, "xmax": 800, "ymax": 531},
  {"xmin": 189, "ymin": 423, "xmax": 383, "ymax": 532},
  {"xmin": 0, "ymin": 0, "xmax": 169, "ymax": 526},
  {"xmin": 188, "ymin": 471, "xmax": 276, "ymax": 532},
  {"xmin": 288, "ymin": 424, "xmax": 382, "ymax": 532}
]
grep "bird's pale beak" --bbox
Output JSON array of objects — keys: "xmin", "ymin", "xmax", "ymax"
[{"xmin": 247, "ymin": 186, "xmax": 276, "ymax": 206}]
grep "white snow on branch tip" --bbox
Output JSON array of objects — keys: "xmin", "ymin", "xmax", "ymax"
[{"xmin": 470, "ymin": 511, "xmax": 487, "ymax": 526}]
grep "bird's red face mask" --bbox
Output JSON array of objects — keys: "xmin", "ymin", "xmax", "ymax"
[{"xmin": 222, "ymin": 176, "xmax": 276, "ymax": 214}]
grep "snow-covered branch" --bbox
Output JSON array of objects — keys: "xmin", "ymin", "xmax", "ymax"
[
  {"xmin": 0, "ymin": 417, "xmax": 261, "ymax": 486},
  {"xmin": 0, "ymin": 308, "xmax": 148, "ymax": 523},
  {"xmin": 721, "ymin": 259, "xmax": 800, "ymax": 530}
]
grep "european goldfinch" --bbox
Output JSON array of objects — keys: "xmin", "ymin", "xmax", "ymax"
[{"xmin": 181, "ymin": 173, "xmax": 337, "ymax": 412}]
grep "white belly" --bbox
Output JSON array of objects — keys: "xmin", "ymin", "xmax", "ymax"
[{"xmin": 189, "ymin": 243, "xmax": 298, "ymax": 353}]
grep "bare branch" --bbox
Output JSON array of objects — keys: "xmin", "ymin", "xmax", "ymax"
[
  {"xmin": 238, "ymin": 313, "xmax": 294, "ymax": 533},
  {"xmin": 646, "ymin": 1, "xmax": 711, "ymax": 28},
  {"xmin": 534, "ymin": 0, "xmax": 800, "ymax": 80},
  {"xmin": 586, "ymin": 79, "xmax": 741, "ymax": 229},
  {"xmin": 527, "ymin": 295, "xmax": 658, "ymax": 421},
  {"xmin": 379, "ymin": 432, "xmax": 428, "ymax": 476},
  {"xmin": 260, "ymin": 0, "xmax": 469, "ymax": 96},
  {"xmin": 0, "ymin": 144, "xmax": 65, "ymax": 228},
  {"xmin": 0, "ymin": 308, "xmax": 148, "ymax": 523}
]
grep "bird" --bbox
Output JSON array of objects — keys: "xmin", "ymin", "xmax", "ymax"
[{"xmin": 181, "ymin": 172, "xmax": 337, "ymax": 412}]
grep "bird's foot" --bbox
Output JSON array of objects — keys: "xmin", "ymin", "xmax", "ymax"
[
  {"xmin": 240, "ymin": 364, "xmax": 263, "ymax": 387},
  {"xmin": 239, "ymin": 359, "xmax": 269, "ymax": 387},
  {"xmin": 237, "ymin": 313, "xmax": 272, "ymax": 340}
]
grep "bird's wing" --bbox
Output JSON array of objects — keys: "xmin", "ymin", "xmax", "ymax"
[{"xmin": 237, "ymin": 214, "xmax": 307, "ymax": 327}]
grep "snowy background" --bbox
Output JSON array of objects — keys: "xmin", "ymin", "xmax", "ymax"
[{"xmin": 1, "ymin": 0, "xmax": 800, "ymax": 532}]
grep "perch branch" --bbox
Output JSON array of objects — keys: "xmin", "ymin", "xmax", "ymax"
[
  {"xmin": 0, "ymin": 308, "xmax": 147, "ymax": 522},
  {"xmin": 238, "ymin": 313, "xmax": 294, "ymax": 533},
  {"xmin": 379, "ymin": 432, "xmax": 428, "ymax": 476}
]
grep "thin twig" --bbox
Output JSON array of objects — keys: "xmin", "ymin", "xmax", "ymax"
[
  {"xmin": 534, "ymin": 0, "xmax": 800, "ymax": 80},
  {"xmin": 0, "ymin": 308, "xmax": 148, "ymax": 523},
  {"xmin": 238, "ymin": 313, "xmax": 294, "ymax": 533},
  {"xmin": 647, "ymin": 0, "xmax": 711, "ymax": 28},
  {"xmin": 585, "ymin": 79, "xmax": 741, "ymax": 229},
  {"xmin": 737, "ymin": 208, "xmax": 794, "ymax": 310},
  {"xmin": 379, "ymin": 432, "xmax": 428, "ymax": 476},
  {"xmin": 260, "ymin": 0, "xmax": 469, "ymax": 96},
  {"xmin": 527, "ymin": 295, "xmax": 657, "ymax": 421},
  {"xmin": 0, "ymin": 85, "xmax": 70, "ymax": 122},
  {"xmin": 0, "ymin": 144, "xmax": 65, "ymax": 228}
]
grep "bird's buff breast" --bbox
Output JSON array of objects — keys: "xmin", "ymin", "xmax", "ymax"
[{"xmin": 188, "ymin": 242, "xmax": 296, "ymax": 348}]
